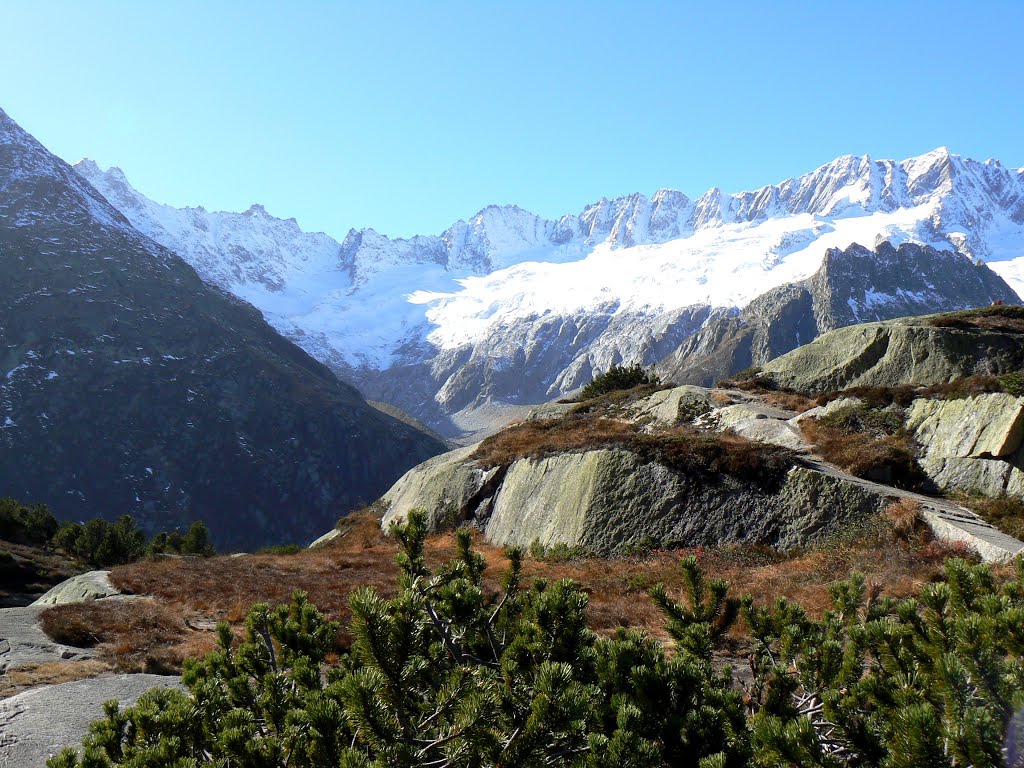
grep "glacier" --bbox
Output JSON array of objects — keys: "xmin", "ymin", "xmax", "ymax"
[{"xmin": 74, "ymin": 149, "xmax": 1024, "ymax": 436}]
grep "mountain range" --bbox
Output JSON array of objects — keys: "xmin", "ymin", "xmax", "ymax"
[
  {"xmin": 0, "ymin": 108, "xmax": 444, "ymax": 549},
  {"xmin": 76, "ymin": 149, "xmax": 1024, "ymax": 436}
]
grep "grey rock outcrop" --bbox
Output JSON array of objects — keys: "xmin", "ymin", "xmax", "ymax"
[
  {"xmin": 905, "ymin": 394, "xmax": 1024, "ymax": 497},
  {"xmin": 712, "ymin": 402, "xmax": 807, "ymax": 451},
  {"xmin": 624, "ymin": 386, "xmax": 716, "ymax": 426},
  {"xmin": 483, "ymin": 452, "xmax": 887, "ymax": 554},
  {"xmin": 31, "ymin": 571, "xmax": 119, "ymax": 607},
  {"xmin": 0, "ymin": 674, "xmax": 182, "ymax": 767},
  {"xmin": 381, "ymin": 445, "xmax": 501, "ymax": 531},
  {"xmin": 761, "ymin": 316, "xmax": 1024, "ymax": 393},
  {"xmin": 382, "ymin": 443, "xmax": 890, "ymax": 555},
  {"xmin": 0, "ymin": 606, "xmax": 96, "ymax": 674},
  {"xmin": 661, "ymin": 242, "xmax": 1019, "ymax": 386}
]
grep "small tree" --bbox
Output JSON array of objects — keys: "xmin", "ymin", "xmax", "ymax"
[
  {"xmin": 182, "ymin": 520, "xmax": 215, "ymax": 556},
  {"xmin": 579, "ymin": 363, "xmax": 660, "ymax": 401},
  {"xmin": 48, "ymin": 513, "xmax": 747, "ymax": 768}
]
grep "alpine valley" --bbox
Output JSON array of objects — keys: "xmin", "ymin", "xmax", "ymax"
[{"xmin": 77, "ymin": 148, "xmax": 1024, "ymax": 438}]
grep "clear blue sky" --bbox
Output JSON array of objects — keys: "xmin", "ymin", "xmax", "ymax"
[{"xmin": 3, "ymin": 1, "xmax": 1022, "ymax": 239}]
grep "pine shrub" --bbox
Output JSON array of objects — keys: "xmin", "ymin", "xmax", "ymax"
[
  {"xmin": 579, "ymin": 363, "xmax": 660, "ymax": 401},
  {"xmin": 47, "ymin": 517, "xmax": 1024, "ymax": 768}
]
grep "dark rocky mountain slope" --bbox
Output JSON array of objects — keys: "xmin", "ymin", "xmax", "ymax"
[
  {"xmin": 659, "ymin": 242, "xmax": 1020, "ymax": 386},
  {"xmin": 0, "ymin": 109, "xmax": 444, "ymax": 549}
]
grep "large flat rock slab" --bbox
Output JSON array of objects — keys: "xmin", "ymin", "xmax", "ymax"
[
  {"xmin": 30, "ymin": 571, "xmax": 119, "ymax": 607},
  {"xmin": 0, "ymin": 674, "xmax": 182, "ymax": 767},
  {"xmin": 0, "ymin": 606, "xmax": 95, "ymax": 674}
]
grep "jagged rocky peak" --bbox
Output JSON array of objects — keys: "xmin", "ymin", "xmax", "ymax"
[
  {"xmin": 0, "ymin": 110, "xmax": 132, "ymax": 232},
  {"xmin": 71, "ymin": 143, "xmax": 1024, "ymax": 436},
  {"xmin": 659, "ymin": 240, "xmax": 1021, "ymax": 388}
]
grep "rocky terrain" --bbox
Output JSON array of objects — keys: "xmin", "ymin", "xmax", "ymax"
[
  {"xmin": 6, "ymin": 308, "xmax": 1024, "ymax": 764},
  {"xmin": 660, "ymin": 241, "xmax": 1019, "ymax": 386},
  {"xmin": 78, "ymin": 150, "xmax": 1024, "ymax": 437},
  {"xmin": 0, "ymin": 108, "xmax": 445, "ymax": 550},
  {"xmin": 378, "ymin": 308, "xmax": 1024, "ymax": 561},
  {"xmin": 762, "ymin": 308, "xmax": 1024, "ymax": 392}
]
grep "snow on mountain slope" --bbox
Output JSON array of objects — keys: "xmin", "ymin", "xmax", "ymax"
[{"xmin": 75, "ymin": 149, "xmax": 1024, "ymax": 434}]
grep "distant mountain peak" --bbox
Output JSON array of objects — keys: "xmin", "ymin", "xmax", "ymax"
[{"xmin": 74, "ymin": 144, "xmax": 1024, "ymax": 435}]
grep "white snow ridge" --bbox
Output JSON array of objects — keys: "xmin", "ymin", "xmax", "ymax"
[{"xmin": 75, "ymin": 150, "xmax": 1024, "ymax": 435}]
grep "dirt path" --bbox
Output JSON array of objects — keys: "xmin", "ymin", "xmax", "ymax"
[{"xmin": 802, "ymin": 457, "xmax": 1024, "ymax": 561}]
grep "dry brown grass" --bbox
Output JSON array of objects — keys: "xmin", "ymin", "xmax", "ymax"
[
  {"xmin": 715, "ymin": 374, "xmax": 819, "ymax": 413},
  {"xmin": 564, "ymin": 382, "xmax": 673, "ymax": 409},
  {"xmin": 55, "ymin": 503, "xmax": 995, "ymax": 675},
  {"xmin": 958, "ymin": 494, "xmax": 1024, "ymax": 540},
  {"xmin": 39, "ymin": 598, "xmax": 214, "ymax": 674},
  {"xmin": 0, "ymin": 660, "xmax": 112, "ymax": 700},
  {"xmin": 711, "ymin": 391, "xmax": 738, "ymax": 406},
  {"xmin": 471, "ymin": 414, "xmax": 796, "ymax": 487},
  {"xmin": 757, "ymin": 390, "xmax": 820, "ymax": 412},
  {"xmin": 513, "ymin": 515, "xmax": 982, "ymax": 642},
  {"xmin": 884, "ymin": 498, "xmax": 923, "ymax": 540},
  {"xmin": 815, "ymin": 376, "xmax": 1024, "ymax": 409},
  {"xmin": 927, "ymin": 305, "xmax": 1024, "ymax": 333},
  {"xmin": 471, "ymin": 415, "xmax": 636, "ymax": 467},
  {"xmin": 800, "ymin": 419, "xmax": 929, "ymax": 490}
]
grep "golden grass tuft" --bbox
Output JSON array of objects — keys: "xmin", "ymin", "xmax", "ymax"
[
  {"xmin": 471, "ymin": 415, "xmax": 636, "ymax": 468},
  {"xmin": 31, "ymin": 500, "xmax": 1002, "ymax": 678},
  {"xmin": 958, "ymin": 494, "xmax": 1024, "ymax": 540},
  {"xmin": 926, "ymin": 304, "xmax": 1024, "ymax": 333},
  {"xmin": 0, "ymin": 660, "xmax": 112, "ymax": 700},
  {"xmin": 39, "ymin": 597, "xmax": 213, "ymax": 674},
  {"xmin": 800, "ymin": 419, "xmax": 927, "ymax": 490},
  {"xmin": 471, "ymin": 413, "xmax": 796, "ymax": 487}
]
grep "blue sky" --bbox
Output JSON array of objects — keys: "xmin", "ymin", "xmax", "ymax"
[{"xmin": 3, "ymin": 1, "xmax": 1022, "ymax": 239}]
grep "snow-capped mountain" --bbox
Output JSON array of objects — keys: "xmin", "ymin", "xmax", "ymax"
[{"xmin": 75, "ymin": 149, "xmax": 1024, "ymax": 436}]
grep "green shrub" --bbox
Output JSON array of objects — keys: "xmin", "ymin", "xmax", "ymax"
[
  {"xmin": 47, "ymin": 517, "xmax": 1024, "ymax": 768},
  {"xmin": 579, "ymin": 362, "xmax": 660, "ymax": 400},
  {"xmin": 49, "ymin": 514, "xmax": 1024, "ymax": 768},
  {"xmin": 998, "ymin": 371, "xmax": 1024, "ymax": 396},
  {"xmin": 257, "ymin": 543, "xmax": 304, "ymax": 556},
  {"xmin": 49, "ymin": 512, "xmax": 748, "ymax": 768},
  {"xmin": 0, "ymin": 497, "xmax": 59, "ymax": 545},
  {"xmin": 528, "ymin": 538, "xmax": 587, "ymax": 561},
  {"xmin": 52, "ymin": 515, "xmax": 147, "ymax": 568}
]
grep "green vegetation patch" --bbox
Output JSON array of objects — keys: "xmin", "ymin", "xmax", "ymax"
[
  {"xmin": 0, "ymin": 496, "xmax": 216, "ymax": 568},
  {"xmin": 576, "ymin": 362, "xmax": 661, "ymax": 401}
]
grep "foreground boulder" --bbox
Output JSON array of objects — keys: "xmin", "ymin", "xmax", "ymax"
[
  {"xmin": 380, "ymin": 385, "xmax": 892, "ymax": 554},
  {"xmin": 478, "ymin": 450, "xmax": 886, "ymax": 553},
  {"xmin": 30, "ymin": 571, "xmax": 119, "ymax": 607},
  {"xmin": 761, "ymin": 310, "xmax": 1024, "ymax": 393},
  {"xmin": 0, "ymin": 674, "xmax": 182, "ymax": 767},
  {"xmin": 906, "ymin": 393, "xmax": 1024, "ymax": 497}
]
